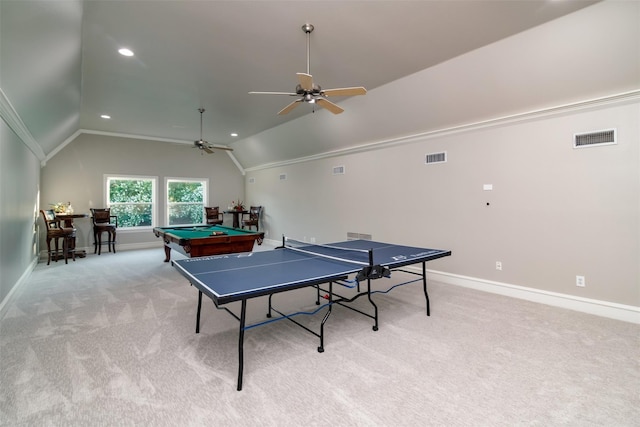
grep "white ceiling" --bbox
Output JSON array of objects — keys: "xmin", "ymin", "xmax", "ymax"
[{"xmin": 1, "ymin": 0, "xmax": 600, "ymax": 168}]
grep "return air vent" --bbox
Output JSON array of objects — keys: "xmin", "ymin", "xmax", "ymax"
[
  {"xmin": 248, "ymin": 177, "xmax": 255, "ymax": 184},
  {"xmin": 279, "ymin": 173, "xmax": 287, "ymax": 181},
  {"xmin": 333, "ymin": 165, "xmax": 345, "ymax": 175},
  {"xmin": 574, "ymin": 129, "xmax": 616, "ymax": 148},
  {"xmin": 425, "ymin": 151, "xmax": 447, "ymax": 164},
  {"xmin": 347, "ymin": 232, "xmax": 372, "ymax": 241}
]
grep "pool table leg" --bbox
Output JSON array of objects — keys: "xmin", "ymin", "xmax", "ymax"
[{"xmin": 163, "ymin": 244, "xmax": 171, "ymax": 262}]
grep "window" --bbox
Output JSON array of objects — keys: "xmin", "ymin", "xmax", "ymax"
[
  {"xmin": 106, "ymin": 175, "xmax": 157, "ymax": 229},
  {"xmin": 166, "ymin": 178, "xmax": 208, "ymax": 225}
]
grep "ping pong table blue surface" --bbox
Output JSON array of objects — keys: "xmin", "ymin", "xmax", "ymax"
[{"xmin": 172, "ymin": 239, "xmax": 450, "ymax": 305}]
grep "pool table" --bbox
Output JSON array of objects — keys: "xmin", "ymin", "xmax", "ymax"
[{"xmin": 153, "ymin": 225, "xmax": 264, "ymax": 262}]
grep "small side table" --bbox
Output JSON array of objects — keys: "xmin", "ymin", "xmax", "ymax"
[
  {"xmin": 55, "ymin": 213, "xmax": 89, "ymax": 258},
  {"xmin": 224, "ymin": 210, "xmax": 247, "ymax": 228}
]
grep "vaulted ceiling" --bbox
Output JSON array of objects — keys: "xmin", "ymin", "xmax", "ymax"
[{"xmin": 1, "ymin": 0, "xmax": 602, "ymax": 169}]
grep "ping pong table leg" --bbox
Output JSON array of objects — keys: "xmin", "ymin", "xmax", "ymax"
[
  {"xmin": 317, "ymin": 282, "xmax": 334, "ymax": 353},
  {"xmin": 266, "ymin": 293, "xmax": 274, "ymax": 318},
  {"xmin": 422, "ymin": 262, "xmax": 430, "ymax": 316},
  {"xmin": 237, "ymin": 299, "xmax": 247, "ymax": 391},
  {"xmin": 196, "ymin": 290, "xmax": 203, "ymax": 333},
  {"xmin": 366, "ymin": 279, "xmax": 379, "ymax": 331}
]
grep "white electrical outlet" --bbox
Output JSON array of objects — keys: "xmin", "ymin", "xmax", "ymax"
[
  {"xmin": 576, "ymin": 275, "xmax": 586, "ymax": 287},
  {"xmin": 496, "ymin": 261, "xmax": 502, "ymax": 271},
  {"xmin": 310, "ymin": 237, "xmax": 316, "ymax": 243}
]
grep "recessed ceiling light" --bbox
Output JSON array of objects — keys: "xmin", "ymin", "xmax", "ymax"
[
  {"xmin": 101, "ymin": 115, "xmax": 111, "ymax": 119},
  {"xmin": 118, "ymin": 48, "xmax": 134, "ymax": 57},
  {"xmin": 231, "ymin": 133, "xmax": 238, "ymax": 137}
]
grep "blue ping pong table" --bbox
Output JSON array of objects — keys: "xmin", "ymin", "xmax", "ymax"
[{"xmin": 172, "ymin": 238, "xmax": 451, "ymax": 390}]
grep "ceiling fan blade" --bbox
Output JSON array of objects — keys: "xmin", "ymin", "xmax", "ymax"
[
  {"xmin": 322, "ymin": 87, "xmax": 367, "ymax": 97},
  {"xmin": 211, "ymin": 146, "xmax": 234, "ymax": 151},
  {"xmin": 249, "ymin": 91, "xmax": 297, "ymax": 96},
  {"xmin": 203, "ymin": 147, "xmax": 214, "ymax": 154},
  {"xmin": 278, "ymin": 99, "xmax": 302, "ymax": 115},
  {"xmin": 296, "ymin": 73, "xmax": 314, "ymax": 91},
  {"xmin": 316, "ymin": 98, "xmax": 344, "ymax": 114}
]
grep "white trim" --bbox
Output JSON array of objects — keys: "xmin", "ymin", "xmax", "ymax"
[
  {"xmin": 0, "ymin": 257, "xmax": 38, "ymax": 321},
  {"xmin": 244, "ymin": 90, "xmax": 640, "ymax": 172},
  {"xmin": 0, "ymin": 88, "xmax": 46, "ymax": 161},
  {"xmin": 422, "ymin": 269, "xmax": 640, "ymax": 325},
  {"xmin": 44, "ymin": 129, "xmax": 243, "ymax": 174}
]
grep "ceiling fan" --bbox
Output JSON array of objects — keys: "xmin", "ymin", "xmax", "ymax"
[
  {"xmin": 193, "ymin": 108, "xmax": 233, "ymax": 154},
  {"xmin": 249, "ymin": 23, "xmax": 367, "ymax": 115}
]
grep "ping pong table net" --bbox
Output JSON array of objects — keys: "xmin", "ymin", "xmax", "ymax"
[{"xmin": 283, "ymin": 238, "xmax": 391, "ymax": 282}]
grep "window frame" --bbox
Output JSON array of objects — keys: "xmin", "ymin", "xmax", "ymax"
[
  {"xmin": 164, "ymin": 177, "xmax": 209, "ymax": 226},
  {"xmin": 104, "ymin": 174, "xmax": 158, "ymax": 230}
]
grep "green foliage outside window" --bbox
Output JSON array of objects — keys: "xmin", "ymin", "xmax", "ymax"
[
  {"xmin": 168, "ymin": 181, "xmax": 205, "ymax": 225},
  {"xmin": 108, "ymin": 178, "xmax": 153, "ymax": 228}
]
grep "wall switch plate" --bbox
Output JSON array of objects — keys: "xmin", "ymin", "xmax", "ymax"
[
  {"xmin": 483, "ymin": 184, "xmax": 493, "ymax": 191},
  {"xmin": 496, "ymin": 261, "xmax": 502, "ymax": 270},
  {"xmin": 576, "ymin": 275, "xmax": 586, "ymax": 287}
]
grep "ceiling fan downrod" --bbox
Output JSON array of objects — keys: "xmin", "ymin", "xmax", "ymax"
[
  {"xmin": 302, "ymin": 24, "xmax": 314, "ymax": 75},
  {"xmin": 198, "ymin": 107, "xmax": 205, "ymax": 143}
]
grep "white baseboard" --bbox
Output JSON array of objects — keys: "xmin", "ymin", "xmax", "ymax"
[
  {"xmin": 0, "ymin": 256, "xmax": 38, "ymax": 320},
  {"xmin": 426, "ymin": 270, "xmax": 640, "ymax": 324},
  {"xmin": 38, "ymin": 242, "xmax": 164, "ymax": 260}
]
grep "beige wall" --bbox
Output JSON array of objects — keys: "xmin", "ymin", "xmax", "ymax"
[
  {"xmin": 39, "ymin": 133, "xmax": 245, "ymax": 252},
  {"xmin": 246, "ymin": 100, "xmax": 640, "ymax": 307}
]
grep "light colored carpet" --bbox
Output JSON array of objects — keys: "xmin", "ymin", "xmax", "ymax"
[{"xmin": 1, "ymin": 245, "xmax": 638, "ymax": 426}]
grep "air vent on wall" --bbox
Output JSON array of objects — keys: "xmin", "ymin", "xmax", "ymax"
[
  {"xmin": 425, "ymin": 151, "xmax": 447, "ymax": 164},
  {"xmin": 333, "ymin": 165, "xmax": 345, "ymax": 175},
  {"xmin": 574, "ymin": 129, "xmax": 616, "ymax": 148},
  {"xmin": 279, "ymin": 173, "xmax": 287, "ymax": 180},
  {"xmin": 248, "ymin": 177, "xmax": 255, "ymax": 184},
  {"xmin": 347, "ymin": 232, "xmax": 372, "ymax": 241}
]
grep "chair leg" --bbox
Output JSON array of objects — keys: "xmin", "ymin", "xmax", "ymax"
[
  {"xmin": 98, "ymin": 231, "xmax": 102, "ymax": 255},
  {"xmin": 111, "ymin": 229, "xmax": 116, "ymax": 253},
  {"xmin": 69, "ymin": 235, "xmax": 76, "ymax": 262},
  {"xmin": 94, "ymin": 230, "xmax": 98, "ymax": 254},
  {"xmin": 63, "ymin": 236, "xmax": 68, "ymax": 264},
  {"xmin": 46, "ymin": 237, "xmax": 52, "ymax": 265}
]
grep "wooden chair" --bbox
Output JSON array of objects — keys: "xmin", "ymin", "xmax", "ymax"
[
  {"xmin": 205, "ymin": 206, "xmax": 224, "ymax": 225},
  {"xmin": 241, "ymin": 206, "xmax": 262, "ymax": 231},
  {"xmin": 40, "ymin": 209, "xmax": 76, "ymax": 265},
  {"xmin": 91, "ymin": 208, "xmax": 118, "ymax": 255}
]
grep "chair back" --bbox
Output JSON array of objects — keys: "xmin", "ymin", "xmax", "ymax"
[
  {"xmin": 91, "ymin": 208, "xmax": 113, "ymax": 225},
  {"xmin": 205, "ymin": 206, "xmax": 222, "ymax": 223},
  {"xmin": 248, "ymin": 206, "xmax": 262, "ymax": 220},
  {"xmin": 40, "ymin": 209, "xmax": 61, "ymax": 231}
]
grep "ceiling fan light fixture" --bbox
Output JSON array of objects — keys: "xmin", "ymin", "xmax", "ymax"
[{"xmin": 248, "ymin": 23, "xmax": 366, "ymax": 115}]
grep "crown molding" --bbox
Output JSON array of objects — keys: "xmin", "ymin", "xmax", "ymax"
[
  {"xmin": 0, "ymin": 87, "xmax": 46, "ymax": 161},
  {"xmin": 244, "ymin": 89, "xmax": 640, "ymax": 172}
]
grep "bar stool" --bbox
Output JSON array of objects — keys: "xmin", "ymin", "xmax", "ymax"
[
  {"xmin": 241, "ymin": 206, "xmax": 262, "ymax": 231},
  {"xmin": 40, "ymin": 209, "xmax": 76, "ymax": 265},
  {"xmin": 91, "ymin": 208, "xmax": 118, "ymax": 255},
  {"xmin": 205, "ymin": 206, "xmax": 224, "ymax": 225}
]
